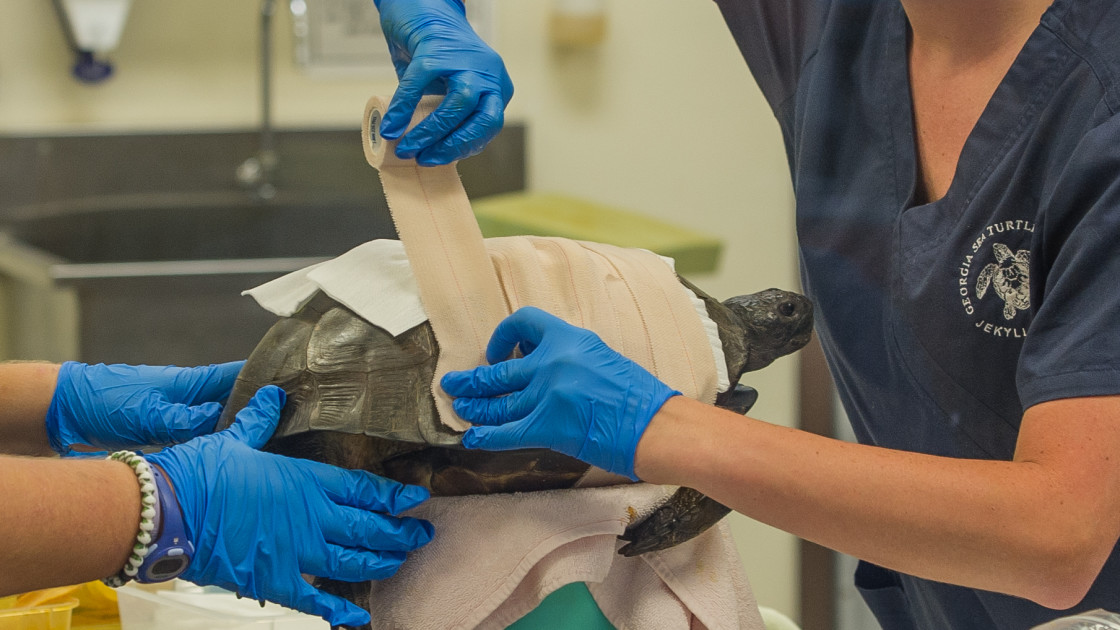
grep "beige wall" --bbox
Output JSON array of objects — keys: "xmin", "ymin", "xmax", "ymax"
[{"xmin": 0, "ymin": 0, "xmax": 801, "ymax": 621}]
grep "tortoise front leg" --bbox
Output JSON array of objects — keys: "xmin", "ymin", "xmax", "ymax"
[
  {"xmin": 617, "ymin": 384, "xmax": 756, "ymax": 556},
  {"xmin": 618, "ymin": 487, "xmax": 731, "ymax": 557}
]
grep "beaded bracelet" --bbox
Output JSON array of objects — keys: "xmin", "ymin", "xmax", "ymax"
[{"xmin": 102, "ymin": 451, "xmax": 159, "ymax": 588}]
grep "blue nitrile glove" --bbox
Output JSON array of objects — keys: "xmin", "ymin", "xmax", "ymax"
[
  {"xmin": 441, "ymin": 307, "xmax": 681, "ymax": 481},
  {"xmin": 45, "ymin": 361, "xmax": 245, "ymax": 456},
  {"xmin": 374, "ymin": 0, "xmax": 513, "ymax": 165},
  {"xmin": 147, "ymin": 386, "xmax": 434, "ymax": 627}
]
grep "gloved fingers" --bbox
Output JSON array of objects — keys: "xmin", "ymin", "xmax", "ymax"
[
  {"xmin": 304, "ymin": 544, "xmax": 409, "ymax": 583},
  {"xmin": 287, "ymin": 577, "xmax": 371, "ymax": 628},
  {"xmin": 485, "ymin": 306, "xmax": 566, "ymax": 364},
  {"xmin": 143, "ymin": 396, "xmax": 225, "ymax": 444},
  {"xmin": 380, "ymin": 62, "xmax": 438, "ymax": 141},
  {"xmin": 451, "ymin": 388, "xmax": 534, "ymax": 425},
  {"xmin": 388, "ymin": 41, "xmax": 411, "ymax": 82},
  {"xmin": 441, "ymin": 358, "xmax": 534, "ymax": 399},
  {"xmin": 298, "ymin": 463, "xmax": 430, "ymax": 515},
  {"xmin": 416, "ymin": 91, "xmax": 505, "ymax": 166},
  {"xmin": 320, "ymin": 504, "xmax": 434, "ymax": 552},
  {"xmin": 162, "ymin": 361, "xmax": 245, "ymax": 404},
  {"xmin": 222, "ymin": 385, "xmax": 285, "ymax": 449},
  {"xmin": 395, "ymin": 86, "xmax": 478, "ymax": 160},
  {"xmin": 460, "ymin": 419, "xmax": 541, "ymax": 452}
]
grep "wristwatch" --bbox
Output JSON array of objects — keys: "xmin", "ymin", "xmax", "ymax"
[{"xmin": 136, "ymin": 464, "xmax": 194, "ymax": 583}]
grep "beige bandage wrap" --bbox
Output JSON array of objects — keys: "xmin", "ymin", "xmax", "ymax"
[
  {"xmin": 362, "ymin": 95, "xmax": 718, "ymax": 437},
  {"xmin": 483, "ymin": 237, "xmax": 719, "ymax": 406}
]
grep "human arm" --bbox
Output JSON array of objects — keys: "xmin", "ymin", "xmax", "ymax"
[
  {"xmin": 443, "ymin": 307, "xmax": 1120, "ymax": 609},
  {"xmin": 372, "ymin": 0, "xmax": 512, "ymax": 165},
  {"xmin": 712, "ymin": 0, "xmax": 828, "ymax": 113},
  {"xmin": 636, "ymin": 394, "xmax": 1120, "ymax": 610},
  {"xmin": 0, "ymin": 360, "xmax": 244, "ymax": 457},
  {"xmin": 0, "ymin": 362, "xmax": 60, "ymax": 456},
  {"xmin": 0, "ymin": 454, "xmax": 141, "ymax": 594},
  {"xmin": 1, "ymin": 386, "xmax": 433, "ymax": 626}
]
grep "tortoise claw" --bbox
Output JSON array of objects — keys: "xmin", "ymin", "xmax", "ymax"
[
  {"xmin": 718, "ymin": 384, "xmax": 758, "ymax": 416},
  {"xmin": 316, "ymin": 578, "xmax": 373, "ymax": 630}
]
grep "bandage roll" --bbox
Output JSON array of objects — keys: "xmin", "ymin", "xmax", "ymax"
[{"xmin": 362, "ymin": 95, "xmax": 443, "ymax": 170}]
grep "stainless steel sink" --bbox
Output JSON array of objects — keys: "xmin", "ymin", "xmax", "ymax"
[{"xmin": 0, "ymin": 127, "xmax": 525, "ymax": 365}]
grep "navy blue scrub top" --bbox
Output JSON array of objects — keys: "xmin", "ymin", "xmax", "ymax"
[{"xmin": 714, "ymin": 0, "xmax": 1120, "ymax": 627}]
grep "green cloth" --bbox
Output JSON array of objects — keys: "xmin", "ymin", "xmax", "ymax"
[{"xmin": 506, "ymin": 583, "xmax": 614, "ymax": 629}]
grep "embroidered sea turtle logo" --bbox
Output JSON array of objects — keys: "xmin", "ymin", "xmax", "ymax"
[{"xmin": 975, "ymin": 242, "xmax": 1030, "ymax": 320}]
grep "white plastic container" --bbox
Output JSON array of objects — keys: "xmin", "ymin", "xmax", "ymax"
[
  {"xmin": 116, "ymin": 583, "xmax": 328, "ymax": 630},
  {"xmin": 1032, "ymin": 610, "xmax": 1120, "ymax": 630}
]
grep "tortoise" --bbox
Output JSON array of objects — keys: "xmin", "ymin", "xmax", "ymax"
[{"xmin": 217, "ymin": 275, "xmax": 812, "ymax": 627}]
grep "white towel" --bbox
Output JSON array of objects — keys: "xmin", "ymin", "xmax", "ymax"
[{"xmin": 368, "ymin": 485, "xmax": 763, "ymax": 630}]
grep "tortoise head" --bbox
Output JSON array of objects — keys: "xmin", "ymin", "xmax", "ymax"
[{"xmin": 722, "ymin": 288, "xmax": 813, "ymax": 372}]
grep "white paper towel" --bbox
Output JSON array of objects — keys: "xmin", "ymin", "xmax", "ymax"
[{"xmin": 244, "ymin": 240, "xmax": 426, "ymax": 337}]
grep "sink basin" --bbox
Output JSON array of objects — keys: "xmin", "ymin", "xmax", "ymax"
[
  {"xmin": 0, "ymin": 202, "xmax": 395, "ymax": 367},
  {"xmin": 0, "ymin": 127, "xmax": 525, "ymax": 366}
]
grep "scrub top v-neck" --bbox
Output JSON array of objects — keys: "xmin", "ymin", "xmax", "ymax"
[{"xmin": 715, "ymin": 0, "xmax": 1120, "ymax": 627}]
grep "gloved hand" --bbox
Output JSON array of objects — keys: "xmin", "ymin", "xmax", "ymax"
[
  {"xmin": 148, "ymin": 386, "xmax": 434, "ymax": 627},
  {"xmin": 45, "ymin": 361, "xmax": 245, "ymax": 456},
  {"xmin": 374, "ymin": 0, "xmax": 513, "ymax": 165},
  {"xmin": 441, "ymin": 307, "xmax": 681, "ymax": 480}
]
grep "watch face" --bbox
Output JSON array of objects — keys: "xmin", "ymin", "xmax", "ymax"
[{"xmin": 148, "ymin": 556, "xmax": 187, "ymax": 580}]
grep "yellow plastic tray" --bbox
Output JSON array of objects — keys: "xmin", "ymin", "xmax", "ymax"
[{"xmin": 0, "ymin": 598, "xmax": 78, "ymax": 630}]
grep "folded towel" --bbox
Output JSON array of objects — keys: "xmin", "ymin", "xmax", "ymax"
[{"xmin": 366, "ymin": 484, "xmax": 764, "ymax": 630}]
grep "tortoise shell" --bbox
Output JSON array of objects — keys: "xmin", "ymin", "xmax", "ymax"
[{"xmin": 217, "ymin": 280, "xmax": 813, "ymax": 546}]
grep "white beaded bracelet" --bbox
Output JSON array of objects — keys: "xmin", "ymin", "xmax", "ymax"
[{"xmin": 102, "ymin": 450, "xmax": 160, "ymax": 588}]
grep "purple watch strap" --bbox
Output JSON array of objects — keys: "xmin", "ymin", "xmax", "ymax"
[{"xmin": 136, "ymin": 463, "xmax": 194, "ymax": 583}]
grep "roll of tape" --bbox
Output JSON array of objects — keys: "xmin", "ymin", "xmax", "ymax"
[{"xmin": 362, "ymin": 95, "xmax": 444, "ymax": 170}]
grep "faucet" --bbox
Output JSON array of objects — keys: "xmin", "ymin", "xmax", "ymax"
[{"xmin": 236, "ymin": 0, "xmax": 278, "ymax": 201}]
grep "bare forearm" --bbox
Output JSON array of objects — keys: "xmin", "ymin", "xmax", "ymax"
[
  {"xmin": 0, "ymin": 455, "xmax": 138, "ymax": 594},
  {"xmin": 635, "ymin": 396, "xmax": 1120, "ymax": 609},
  {"xmin": 0, "ymin": 362, "xmax": 60, "ymax": 456}
]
